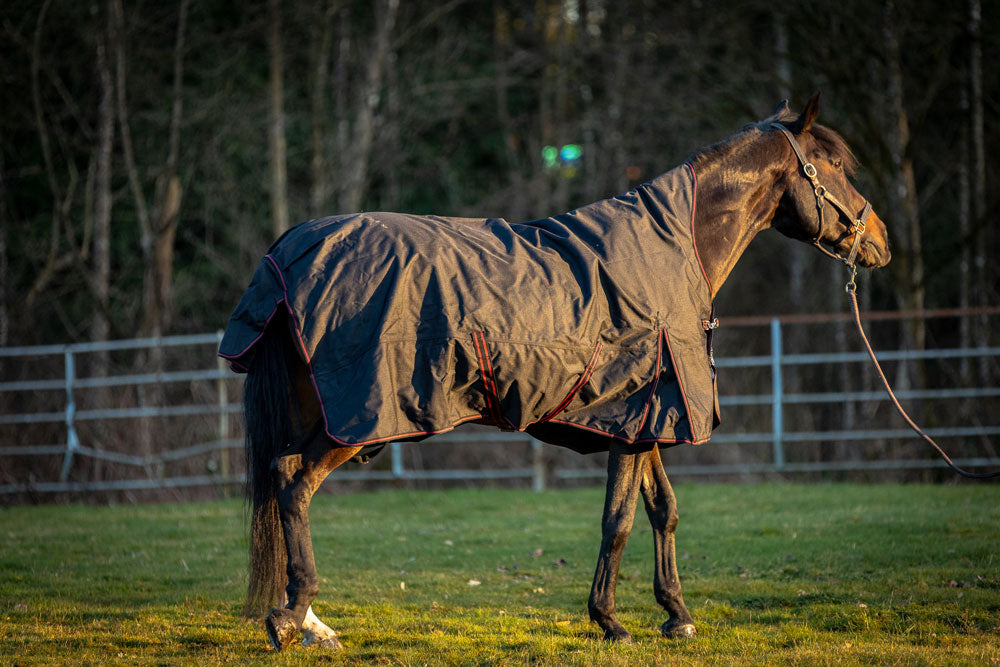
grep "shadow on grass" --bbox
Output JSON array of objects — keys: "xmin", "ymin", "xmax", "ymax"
[{"xmin": 732, "ymin": 591, "xmax": 854, "ymax": 609}]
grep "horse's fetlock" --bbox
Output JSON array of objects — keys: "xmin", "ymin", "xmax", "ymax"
[
  {"xmin": 290, "ymin": 577, "xmax": 320, "ymax": 601},
  {"xmin": 588, "ymin": 597, "xmax": 613, "ymax": 621}
]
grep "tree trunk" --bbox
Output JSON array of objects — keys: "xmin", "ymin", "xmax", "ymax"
[
  {"xmin": 92, "ymin": 1, "xmax": 114, "ymax": 351},
  {"xmin": 494, "ymin": 8, "xmax": 526, "ymax": 219},
  {"xmin": 968, "ymin": 0, "xmax": 988, "ymax": 380},
  {"xmin": 310, "ymin": 1, "xmax": 335, "ymax": 217},
  {"xmin": 384, "ymin": 47, "xmax": 401, "ymax": 209},
  {"xmin": 333, "ymin": 7, "xmax": 350, "ymax": 209},
  {"xmin": 606, "ymin": 21, "xmax": 630, "ymax": 197},
  {"xmin": 0, "ymin": 150, "xmax": 7, "ymax": 347},
  {"xmin": 137, "ymin": 0, "xmax": 189, "ymax": 338},
  {"xmin": 268, "ymin": 0, "xmax": 289, "ymax": 235},
  {"xmin": 883, "ymin": 0, "xmax": 924, "ymax": 391},
  {"xmin": 958, "ymin": 84, "xmax": 971, "ymax": 379},
  {"xmin": 113, "ymin": 0, "xmax": 188, "ymax": 463},
  {"xmin": 82, "ymin": 1, "xmax": 115, "ymax": 485},
  {"xmin": 340, "ymin": 0, "xmax": 399, "ymax": 212}
]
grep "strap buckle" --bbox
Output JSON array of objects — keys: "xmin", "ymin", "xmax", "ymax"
[{"xmin": 702, "ymin": 318, "xmax": 720, "ymax": 331}]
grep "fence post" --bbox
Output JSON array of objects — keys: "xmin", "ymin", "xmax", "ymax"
[
  {"xmin": 217, "ymin": 352, "xmax": 230, "ymax": 487},
  {"xmin": 59, "ymin": 349, "xmax": 79, "ymax": 482},
  {"xmin": 531, "ymin": 438, "xmax": 545, "ymax": 492},
  {"xmin": 391, "ymin": 441, "xmax": 404, "ymax": 478},
  {"xmin": 770, "ymin": 318, "xmax": 785, "ymax": 469}
]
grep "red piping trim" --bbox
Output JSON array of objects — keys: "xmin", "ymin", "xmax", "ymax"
[
  {"xmin": 537, "ymin": 342, "xmax": 603, "ymax": 424},
  {"xmin": 217, "ymin": 300, "xmax": 284, "ymax": 362},
  {"xmin": 477, "ymin": 331, "xmax": 515, "ymax": 429},
  {"xmin": 685, "ymin": 162, "xmax": 713, "ymax": 296},
  {"xmin": 545, "ymin": 417, "xmax": 711, "ymax": 446},
  {"xmin": 471, "ymin": 332, "xmax": 495, "ymax": 425}
]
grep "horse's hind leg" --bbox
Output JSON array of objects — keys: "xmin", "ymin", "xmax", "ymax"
[
  {"xmin": 640, "ymin": 446, "xmax": 695, "ymax": 638},
  {"xmin": 265, "ymin": 441, "xmax": 361, "ymax": 651},
  {"xmin": 588, "ymin": 444, "xmax": 650, "ymax": 642}
]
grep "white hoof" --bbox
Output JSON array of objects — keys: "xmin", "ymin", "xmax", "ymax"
[{"xmin": 301, "ymin": 605, "xmax": 342, "ymax": 649}]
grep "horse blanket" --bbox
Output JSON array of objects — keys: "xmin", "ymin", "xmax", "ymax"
[{"xmin": 219, "ymin": 163, "xmax": 720, "ymax": 453}]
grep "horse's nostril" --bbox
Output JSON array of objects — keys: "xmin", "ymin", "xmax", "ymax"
[{"xmin": 862, "ymin": 239, "xmax": 891, "ymax": 267}]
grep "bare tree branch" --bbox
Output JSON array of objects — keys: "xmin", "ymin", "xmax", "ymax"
[{"xmin": 111, "ymin": 0, "xmax": 151, "ymax": 252}]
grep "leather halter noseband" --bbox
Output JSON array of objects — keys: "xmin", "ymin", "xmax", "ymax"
[{"xmin": 771, "ymin": 123, "xmax": 872, "ymax": 271}]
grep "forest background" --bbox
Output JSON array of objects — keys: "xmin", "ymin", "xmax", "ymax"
[{"xmin": 1, "ymin": 0, "xmax": 998, "ymax": 490}]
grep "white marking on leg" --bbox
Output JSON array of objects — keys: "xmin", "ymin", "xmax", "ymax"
[{"xmin": 301, "ymin": 605, "xmax": 341, "ymax": 648}]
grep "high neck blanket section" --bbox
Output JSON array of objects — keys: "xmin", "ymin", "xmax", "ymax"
[{"xmin": 219, "ymin": 163, "xmax": 720, "ymax": 454}]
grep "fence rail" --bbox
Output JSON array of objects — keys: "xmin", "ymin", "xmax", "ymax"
[{"xmin": 2, "ymin": 307, "xmax": 999, "ymax": 495}]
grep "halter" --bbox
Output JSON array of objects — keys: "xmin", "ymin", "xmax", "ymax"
[{"xmin": 771, "ymin": 123, "xmax": 872, "ymax": 290}]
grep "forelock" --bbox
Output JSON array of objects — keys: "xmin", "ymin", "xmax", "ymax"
[{"xmin": 809, "ymin": 124, "xmax": 859, "ymax": 176}]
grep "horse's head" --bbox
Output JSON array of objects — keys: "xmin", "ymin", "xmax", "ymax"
[{"xmin": 768, "ymin": 94, "xmax": 891, "ymax": 269}]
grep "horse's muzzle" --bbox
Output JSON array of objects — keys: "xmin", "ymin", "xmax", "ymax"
[{"xmin": 859, "ymin": 210, "xmax": 891, "ymax": 268}]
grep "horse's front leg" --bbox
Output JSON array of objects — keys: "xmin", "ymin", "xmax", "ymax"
[
  {"xmin": 264, "ymin": 440, "xmax": 361, "ymax": 651},
  {"xmin": 640, "ymin": 446, "xmax": 696, "ymax": 638},
  {"xmin": 588, "ymin": 444, "xmax": 650, "ymax": 642}
]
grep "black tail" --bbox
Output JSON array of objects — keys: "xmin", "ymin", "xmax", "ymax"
[{"xmin": 242, "ymin": 319, "xmax": 292, "ymax": 619}]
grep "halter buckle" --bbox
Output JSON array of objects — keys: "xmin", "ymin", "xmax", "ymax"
[{"xmin": 803, "ymin": 163, "xmax": 817, "ymax": 178}]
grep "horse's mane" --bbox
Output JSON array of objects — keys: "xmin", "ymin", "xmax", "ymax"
[{"xmin": 688, "ymin": 111, "xmax": 859, "ymax": 177}]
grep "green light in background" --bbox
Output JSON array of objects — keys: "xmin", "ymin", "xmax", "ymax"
[{"xmin": 542, "ymin": 145, "xmax": 558, "ymax": 169}]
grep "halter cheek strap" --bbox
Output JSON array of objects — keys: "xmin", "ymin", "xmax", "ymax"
[{"xmin": 770, "ymin": 123, "xmax": 873, "ymax": 276}]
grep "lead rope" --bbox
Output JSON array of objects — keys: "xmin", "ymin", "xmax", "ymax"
[{"xmin": 845, "ymin": 273, "xmax": 1000, "ymax": 479}]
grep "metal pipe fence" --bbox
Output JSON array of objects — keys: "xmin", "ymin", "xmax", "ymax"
[{"xmin": 1, "ymin": 307, "xmax": 999, "ymax": 496}]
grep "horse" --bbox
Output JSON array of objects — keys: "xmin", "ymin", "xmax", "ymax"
[{"xmin": 218, "ymin": 93, "xmax": 891, "ymax": 651}]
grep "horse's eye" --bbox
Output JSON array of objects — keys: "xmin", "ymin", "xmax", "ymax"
[{"xmin": 833, "ymin": 158, "xmax": 843, "ymax": 169}]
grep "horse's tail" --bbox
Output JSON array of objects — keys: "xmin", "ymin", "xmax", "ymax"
[{"xmin": 242, "ymin": 319, "xmax": 292, "ymax": 619}]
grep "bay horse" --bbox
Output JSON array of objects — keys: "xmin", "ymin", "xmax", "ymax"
[{"xmin": 220, "ymin": 94, "xmax": 891, "ymax": 650}]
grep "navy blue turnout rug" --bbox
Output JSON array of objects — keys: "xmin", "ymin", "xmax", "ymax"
[{"xmin": 220, "ymin": 163, "xmax": 719, "ymax": 453}]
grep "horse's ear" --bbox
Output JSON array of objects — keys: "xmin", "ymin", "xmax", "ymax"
[
  {"xmin": 790, "ymin": 92, "xmax": 820, "ymax": 133},
  {"xmin": 773, "ymin": 99, "xmax": 791, "ymax": 117}
]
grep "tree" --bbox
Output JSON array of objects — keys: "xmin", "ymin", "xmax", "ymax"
[
  {"xmin": 340, "ymin": 0, "xmax": 399, "ymax": 211},
  {"xmin": 883, "ymin": 0, "xmax": 925, "ymax": 390},
  {"xmin": 91, "ymin": 0, "xmax": 114, "ymax": 350},
  {"xmin": 268, "ymin": 0, "xmax": 289, "ymax": 235}
]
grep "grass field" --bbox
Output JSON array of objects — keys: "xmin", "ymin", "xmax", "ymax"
[{"xmin": 2, "ymin": 482, "xmax": 999, "ymax": 665}]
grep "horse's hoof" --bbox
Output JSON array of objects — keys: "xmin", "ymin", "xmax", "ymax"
[
  {"xmin": 264, "ymin": 608, "xmax": 299, "ymax": 652},
  {"xmin": 314, "ymin": 636, "xmax": 343, "ymax": 650},
  {"xmin": 302, "ymin": 633, "xmax": 343, "ymax": 650},
  {"xmin": 603, "ymin": 628, "xmax": 634, "ymax": 644},
  {"xmin": 661, "ymin": 620, "xmax": 696, "ymax": 639}
]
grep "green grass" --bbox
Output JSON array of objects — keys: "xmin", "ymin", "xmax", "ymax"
[{"xmin": 2, "ymin": 483, "xmax": 999, "ymax": 665}]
